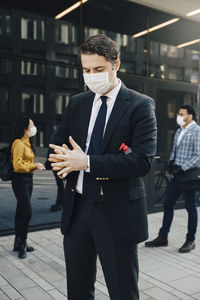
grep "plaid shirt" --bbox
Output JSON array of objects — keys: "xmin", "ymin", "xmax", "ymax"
[{"xmin": 170, "ymin": 121, "xmax": 200, "ymax": 171}]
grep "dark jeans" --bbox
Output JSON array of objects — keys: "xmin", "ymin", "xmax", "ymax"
[
  {"xmin": 64, "ymin": 195, "xmax": 139, "ymax": 300},
  {"xmin": 53, "ymin": 170, "xmax": 64, "ymax": 206},
  {"xmin": 12, "ymin": 173, "xmax": 33, "ymax": 241},
  {"xmin": 159, "ymin": 178, "xmax": 198, "ymax": 241}
]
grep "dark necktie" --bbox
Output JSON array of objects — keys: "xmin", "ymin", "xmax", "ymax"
[{"xmin": 83, "ymin": 96, "xmax": 108, "ymax": 202}]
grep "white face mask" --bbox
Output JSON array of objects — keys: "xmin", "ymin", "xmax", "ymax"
[
  {"xmin": 83, "ymin": 72, "xmax": 114, "ymax": 94},
  {"xmin": 28, "ymin": 126, "xmax": 37, "ymax": 137},
  {"xmin": 176, "ymin": 115, "xmax": 186, "ymax": 127}
]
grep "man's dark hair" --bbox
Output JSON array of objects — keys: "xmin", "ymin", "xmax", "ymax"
[
  {"xmin": 80, "ymin": 34, "xmax": 120, "ymax": 63},
  {"xmin": 180, "ymin": 104, "xmax": 196, "ymax": 120}
]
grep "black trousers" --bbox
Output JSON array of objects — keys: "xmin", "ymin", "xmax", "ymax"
[
  {"xmin": 64, "ymin": 195, "xmax": 139, "ymax": 300},
  {"xmin": 11, "ymin": 173, "xmax": 33, "ymax": 241}
]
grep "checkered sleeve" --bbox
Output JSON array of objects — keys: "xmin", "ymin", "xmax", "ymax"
[
  {"xmin": 169, "ymin": 130, "xmax": 179, "ymax": 161},
  {"xmin": 181, "ymin": 127, "xmax": 200, "ymax": 171}
]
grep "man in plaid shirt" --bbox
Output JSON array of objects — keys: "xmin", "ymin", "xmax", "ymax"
[{"xmin": 145, "ymin": 105, "xmax": 200, "ymax": 253}]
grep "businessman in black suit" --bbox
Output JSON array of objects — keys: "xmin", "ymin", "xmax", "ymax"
[{"xmin": 49, "ymin": 34, "xmax": 157, "ymax": 300}]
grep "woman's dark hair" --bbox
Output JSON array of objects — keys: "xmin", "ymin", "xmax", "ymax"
[
  {"xmin": 80, "ymin": 34, "xmax": 120, "ymax": 63},
  {"xmin": 180, "ymin": 105, "xmax": 196, "ymax": 120},
  {"xmin": 10, "ymin": 115, "xmax": 35, "ymax": 151}
]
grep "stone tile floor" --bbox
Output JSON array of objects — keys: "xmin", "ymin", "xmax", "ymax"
[{"xmin": 0, "ymin": 207, "xmax": 200, "ymax": 299}]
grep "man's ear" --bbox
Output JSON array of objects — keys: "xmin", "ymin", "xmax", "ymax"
[{"xmin": 115, "ymin": 58, "xmax": 121, "ymax": 72}]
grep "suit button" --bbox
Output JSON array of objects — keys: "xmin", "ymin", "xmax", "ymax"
[{"xmin": 71, "ymin": 189, "xmax": 74, "ymax": 192}]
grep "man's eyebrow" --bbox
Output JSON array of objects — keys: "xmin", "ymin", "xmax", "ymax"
[{"xmin": 82, "ymin": 66, "xmax": 105, "ymax": 70}]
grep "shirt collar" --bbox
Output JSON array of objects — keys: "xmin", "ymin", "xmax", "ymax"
[{"xmin": 94, "ymin": 79, "xmax": 121, "ymax": 102}]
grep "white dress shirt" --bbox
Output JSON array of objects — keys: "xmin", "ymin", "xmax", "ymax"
[
  {"xmin": 76, "ymin": 79, "xmax": 122, "ymax": 194},
  {"xmin": 177, "ymin": 121, "xmax": 195, "ymax": 147}
]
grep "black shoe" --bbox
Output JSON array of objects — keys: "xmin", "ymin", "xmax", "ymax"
[
  {"xmin": 18, "ymin": 243, "xmax": 27, "ymax": 259},
  {"xmin": 145, "ymin": 236, "xmax": 168, "ymax": 247},
  {"xmin": 51, "ymin": 204, "xmax": 62, "ymax": 212},
  {"xmin": 13, "ymin": 238, "xmax": 34, "ymax": 252},
  {"xmin": 178, "ymin": 240, "xmax": 195, "ymax": 253}
]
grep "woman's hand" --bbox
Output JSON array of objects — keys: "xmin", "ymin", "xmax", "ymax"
[{"xmin": 35, "ymin": 162, "xmax": 45, "ymax": 171}]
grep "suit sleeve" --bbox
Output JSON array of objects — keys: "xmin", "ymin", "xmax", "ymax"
[{"xmin": 90, "ymin": 98, "xmax": 157, "ymax": 179}]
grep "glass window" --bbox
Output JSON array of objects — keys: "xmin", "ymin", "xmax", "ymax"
[
  {"xmin": 72, "ymin": 68, "xmax": 78, "ymax": 79},
  {"xmin": 55, "ymin": 23, "xmax": 69, "ymax": 44},
  {"xmin": 167, "ymin": 103, "xmax": 176, "ymax": 119},
  {"xmin": 0, "ymin": 58, "xmax": 12, "ymax": 73},
  {"xmin": 71, "ymin": 24, "xmax": 77, "ymax": 44},
  {"xmin": 21, "ymin": 17, "xmax": 45, "ymax": 40},
  {"xmin": 167, "ymin": 68, "xmax": 184, "ymax": 81},
  {"xmin": 0, "ymin": 14, "xmax": 11, "ymax": 36},
  {"xmin": 21, "ymin": 61, "xmax": 45, "ymax": 75},
  {"xmin": 56, "ymin": 66, "xmax": 69, "ymax": 78},
  {"xmin": 39, "ymin": 130, "xmax": 44, "ymax": 147},
  {"xmin": 21, "ymin": 92, "xmax": 44, "ymax": 113},
  {"xmin": 150, "ymin": 41, "xmax": 159, "ymax": 56},
  {"xmin": 55, "ymin": 95, "xmax": 69, "ymax": 114},
  {"xmin": 0, "ymin": 123, "xmax": 10, "ymax": 143},
  {"xmin": 0, "ymin": 87, "xmax": 9, "ymax": 112},
  {"xmin": 160, "ymin": 44, "xmax": 168, "ymax": 57}
]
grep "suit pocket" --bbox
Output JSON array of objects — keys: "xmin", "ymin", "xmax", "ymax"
[{"xmin": 128, "ymin": 186, "xmax": 146, "ymax": 201}]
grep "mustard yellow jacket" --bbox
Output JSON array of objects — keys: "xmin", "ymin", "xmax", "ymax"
[{"xmin": 11, "ymin": 137, "xmax": 37, "ymax": 173}]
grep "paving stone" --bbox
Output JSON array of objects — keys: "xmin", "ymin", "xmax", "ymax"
[
  {"xmin": 1, "ymin": 285, "xmax": 22, "ymax": 299},
  {"xmin": 20, "ymin": 286, "xmax": 53, "ymax": 300},
  {"xmin": 146, "ymin": 265, "xmax": 189, "ymax": 283},
  {"xmin": 144, "ymin": 287, "xmax": 180, "ymax": 300},
  {"xmin": 168, "ymin": 275, "xmax": 200, "ymax": 295}
]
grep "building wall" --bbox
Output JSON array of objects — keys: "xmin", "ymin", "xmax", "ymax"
[{"xmin": 0, "ymin": 7, "xmax": 199, "ymax": 211}]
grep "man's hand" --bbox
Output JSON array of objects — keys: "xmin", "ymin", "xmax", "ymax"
[{"xmin": 48, "ymin": 136, "xmax": 88, "ymax": 178}]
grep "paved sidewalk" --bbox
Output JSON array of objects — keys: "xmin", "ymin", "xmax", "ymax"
[{"xmin": 0, "ymin": 208, "xmax": 200, "ymax": 299}]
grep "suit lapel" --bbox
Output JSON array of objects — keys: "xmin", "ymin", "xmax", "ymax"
[
  {"xmin": 79, "ymin": 92, "xmax": 94, "ymax": 151},
  {"xmin": 177, "ymin": 122, "xmax": 196, "ymax": 148},
  {"xmin": 101, "ymin": 84, "xmax": 129, "ymax": 153}
]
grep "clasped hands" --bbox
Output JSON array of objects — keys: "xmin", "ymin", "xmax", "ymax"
[{"xmin": 48, "ymin": 136, "xmax": 88, "ymax": 179}]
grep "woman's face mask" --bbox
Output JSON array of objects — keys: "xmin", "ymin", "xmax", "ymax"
[{"xmin": 28, "ymin": 126, "xmax": 37, "ymax": 137}]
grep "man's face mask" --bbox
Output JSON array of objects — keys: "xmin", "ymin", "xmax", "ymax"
[
  {"xmin": 176, "ymin": 115, "xmax": 188, "ymax": 127},
  {"xmin": 83, "ymin": 72, "xmax": 115, "ymax": 94}
]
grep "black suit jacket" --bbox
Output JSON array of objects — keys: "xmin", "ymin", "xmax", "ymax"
[{"xmin": 53, "ymin": 82, "xmax": 157, "ymax": 245}]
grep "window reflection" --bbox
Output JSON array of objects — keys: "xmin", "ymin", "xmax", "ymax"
[
  {"xmin": 21, "ymin": 61, "xmax": 44, "ymax": 76},
  {"xmin": 0, "ymin": 87, "xmax": 9, "ymax": 112},
  {"xmin": 21, "ymin": 92, "xmax": 44, "ymax": 113},
  {"xmin": 55, "ymin": 94, "xmax": 69, "ymax": 114},
  {"xmin": 0, "ymin": 14, "xmax": 11, "ymax": 36},
  {"xmin": 21, "ymin": 17, "xmax": 45, "ymax": 40},
  {"xmin": 0, "ymin": 58, "xmax": 12, "ymax": 73}
]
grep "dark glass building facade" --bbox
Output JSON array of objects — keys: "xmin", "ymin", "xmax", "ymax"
[{"xmin": 0, "ymin": 6, "xmax": 199, "ymax": 212}]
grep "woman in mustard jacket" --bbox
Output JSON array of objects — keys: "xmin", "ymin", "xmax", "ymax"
[{"xmin": 11, "ymin": 115, "xmax": 45, "ymax": 259}]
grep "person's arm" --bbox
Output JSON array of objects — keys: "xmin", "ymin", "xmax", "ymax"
[
  {"xmin": 181, "ymin": 129, "xmax": 200, "ymax": 171},
  {"xmin": 49, "ymin": 98, "xmax": 157, "ymax": 179},
  {"xmin": 12, "ymin": 140, "xmax": 37, "ymax": 173},
  {"xmin": 89, "ymin": 99, "xmax": 157, "ymax": 179}
]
